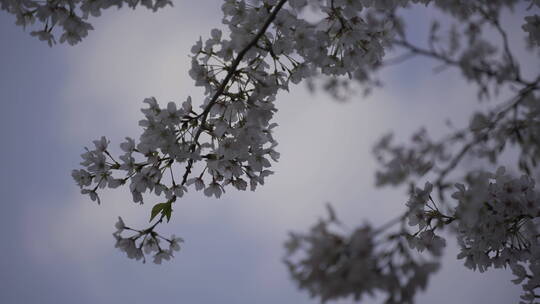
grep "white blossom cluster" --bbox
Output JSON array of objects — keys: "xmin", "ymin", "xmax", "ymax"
[
  {"xmin": 404, "ymin": 169, "xmax": 540, "ymax": 302},
  {"xmin": 451, "ymin": 168, "xmax": 540, "ymax": 302},
  {"xmin": 0, "ymin": 0, "xmax": 171, "ymax": 46},
  {"xmin": 401, "ymin": 168, "xmax": 540, "ymax": 296},
  {"xmin": 404, "ymin": 182, "xmax": 447, "ymax": 257},
  {"xmin": 71, "ymin": 0, "xmax": 428, "ymax": 262},
  {"xmin": 113, "ymin": 217, "xmax": 183, "ymax": 264},
  {"xmin": 289, "ymin": 169, "xmax": 540, "ymax": 302},
  {"xmin": 387, "ymin": 168, "xmax": 540, "ymax": 304},
  {"xmin": 284, "ymin": 206, "xmax": 440, "ymax": 304}
]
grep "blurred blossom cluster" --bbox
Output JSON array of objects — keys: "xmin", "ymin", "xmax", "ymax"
[
  {"xmin": 0, "ymin": 0, "xmax": 172, "ymax": 46},
  {"xmin": 284, "ymin": 205, "xmax": 440, "ymax": 304},
  {"xmin": 453, "ymin": 169, "xmax": 540, "ymax": 302}
]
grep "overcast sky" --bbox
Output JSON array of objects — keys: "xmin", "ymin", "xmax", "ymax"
[{"xmin": 0, "ymin": 2, "xmax": 536, "ymax": 304}]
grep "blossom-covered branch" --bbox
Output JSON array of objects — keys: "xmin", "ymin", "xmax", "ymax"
[
  {"xmin": 71, "ymin": 0, "xmax": 407, "ymax": 263},
  {"xmin": 284, "ymin": 204, "xmax": 442, "ymax": 303},
  {"xmin": 285, "ymin": 1, "xmax": 540, "ymax": 303},
  {"xmin": 0, "ymin": 0, "xmax": 172, "ymax": 45}
]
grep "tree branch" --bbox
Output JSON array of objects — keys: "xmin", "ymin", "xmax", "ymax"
[{"xmin": 180, "ymin": 0, "xmax": 289, "ymax": 186}]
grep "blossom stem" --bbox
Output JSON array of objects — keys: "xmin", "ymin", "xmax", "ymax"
[
  {"xmin": 392, "ymin": 38, "xmax": 532, "ymax": 86},
  {"xmin": 434, "ymin": 82, "xmax": 540, "ymax": 200}
]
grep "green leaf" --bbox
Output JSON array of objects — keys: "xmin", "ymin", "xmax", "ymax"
[
  {"xmin": 163, "ymin": 203, "xmax": 173, "ymax": 222},
  {"xmin": 150, "ymin": 202, "xmax": 166, "ymax": 222},
  {"xmin": 149, "ymin": 201, "xmax": 173, "ymax": 223}
]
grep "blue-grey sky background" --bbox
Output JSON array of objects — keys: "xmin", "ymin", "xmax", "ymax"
[{"xmin": 0, "ymin": 2, "xmax": 537, "ymax": 303}]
